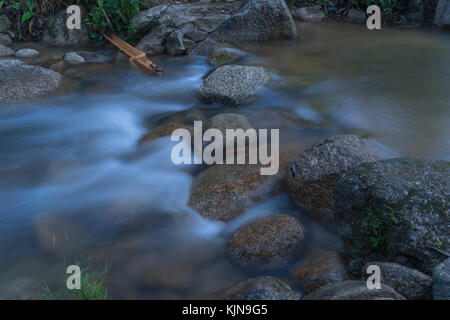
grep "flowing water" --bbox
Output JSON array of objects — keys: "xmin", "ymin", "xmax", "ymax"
[{"xmin": 0, "ymin": 22, "xmax": 449, "ymax": 299}]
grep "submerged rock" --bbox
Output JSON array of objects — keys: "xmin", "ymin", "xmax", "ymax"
[
  {"xmin": 0, "ymin": 44, "xmax": 14, "ymax": 57},
  {"xmin": 63, "ymin": 52, "xmax": 86, "ymax": 65},
  {"xmin": 15, "ymin": 48, "xmax": 39, "ymax": 58},
  {"xmin": 293, "ymin": 251, "xmax": 349, "ymax": 292},
  {"xmin": 226, "ymin": 214, "xmax": 305, "ymax": 270},
  {"xmin": 207, "ymin": 43, "xmax": 247, "ymax": 67},
  {"xmin": 302, "ymin": 280, "xmax": 405, "ymax": 300},
  {"xmin": 139, "ymin": 123, "xmax": 193, "ymax": 144},
  {"xmin": 43, "ymin": 7, "xmax": 89, "ymax": 45},
  {"xmin": 212, "ymin": 0, "xmax": 297, "ymax": 41},
  {"xmin": 0, "ymin": 59, "xmax": 62, "ymax": 105},
  {"xmin": 434, "ymin": 0, "xmax": 450, "ymax": 28},
  {"xmin": 203, "ymin": 113, "xmax": 253, "ymax": 136},
  {"xmin": 334, "ymin": 158, "xmax": 449, "ymax": 274},
  {"xmin": 197, "ymin": 65, "xmax": 271, "ymax": 106},
  {"xmin": 286, "ymin": 135, "xmax": 377, "ymax": 223},
  {"xmin": 189, "ymin": 163, "xmax": 284, "ymax": 221},
  {"xmin": 292, "ymin": 6, "xmax": 325, "ymax": 23},
  {"xmin": 222, "ymin": 276, "xmax": 302, "ymax": 300},
  {"xmin": 362, "ymin": 262, "xmax": 432, "ymax": 300},
  {"xmin": 433, "ymin": 258, "xmax": 450, "ymax": 300}
]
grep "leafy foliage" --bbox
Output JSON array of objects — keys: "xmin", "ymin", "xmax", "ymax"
[
  {"xmin": 77, "ymin": 0, "xmax": 141, "ymax": 42},
  {"xmin": 362, "ymin": 205, "xmax": 399, "ymax": 251}
]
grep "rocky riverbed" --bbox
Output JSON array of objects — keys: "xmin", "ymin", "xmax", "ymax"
[{"xmin": 0, "ymin": 0, "xmax": 449, "ymax": 300}]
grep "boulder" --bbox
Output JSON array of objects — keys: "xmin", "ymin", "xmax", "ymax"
[
  {"xmin": 188, "ymin": 163, "xmax": 284, "ymax": 221},
  {"xmin": 43, "ymin": 7, "xmax": 89, "ymax": 45},
  {"xmin": 130, "ymin": 4, "xmax": 168, "ymax": 34},
  {"xmin": 434, "ymin": 0, "xmax": 450, "ymax": 28},
  {"xmin": 302, "ymin": 280, "xmax": 406, "ymax": 300},
  {"xmin": 203, "ymin": 113, "xmax": 252, "ymax": 136},
  {"xmin": 226, "ymin": 214, "xmax": 305, "ymax": 270},
  {"xmin": 197, "ymin": 65, "xmax": 271, "ymax": 106},
  {"xmin": 334, "ymin": 158, "xmax": 449, "ymax": 274},
  {"xmin": 139, "ymin": 123, "xmax": 193, "ymax": 144},
  {"xmin": 137, "ymin": 24, "xmax": 174, "ymax": 56},
  {"xmin": 0, "ymin": 33, "xmax": 12, "ymax": 46},
  {"xmin": 362, "ymin": 262, "xmax": 432, "ymax": 300},
  {"xmin": 212, "ymin": 0, "xmax": 297, "ymax": 41},
  {"xmin": 292, "ymin": 6, "xmax": 325, "ymax": 23},
  {"xmin": 0, "ymin": 14, "xmax": 11, "ymax": 33},
  {"xmin": 222, "ymin": 276, "xmax": 302, "ymax": 300},
  {"xmin": 0, "ymin": 44, "xmax": 14, "ymax": 57},
  {"xmin": 293, "ymin": 251, "xmax": 349, "ymax": 292},
  {"xmin": 433, "ymin": 258, "xmax": 450, "ymax": 300},
  {"xmin": 207, "ymin": 43, "xmax": 247, "ymax": 67},
  {"xmin": 286, "ymin": 135, "xmax": 377, "ymax": 224},
  {"xmin": 189, "ymin": 38, "xmax": 218, "ymax": 56},
  {"xmin": 15, "ymin": 49, "xmax": 39, "ymax": 58},
  {"xmin": 346, "ymin": 9, "xmax": 366, "ymax": 22},
  {"xmin": 63, "ymin": 52, "xmax": 86, "ymax": 65},
  {"xmin": 136, "ymin": 2, "xmax": 242, "ymax": 56},
  {"xmin": 0, "ymin": 59, "xmax": 62, "ymax": 105},
  {"xmin": 166, "ymin": 24, "xmax": 194, "ymax": 56}
]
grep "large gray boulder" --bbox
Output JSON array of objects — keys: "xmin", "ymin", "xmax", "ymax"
[
  {"xmin": 434, "ymin": 0, "xmax": 450, "ymax": 28},
  {"xmin": 222, "ymin": 276, "xmax": 302, "ymax": 300},
  {"xmin": 136, "ymin": 2, "xmax": 243, "ymax": 56},
  {"xmin": 197, "ymin": 65, "xmax": 271, "ymax": 106},
  {"xmin": 286, "ymin": 135, "xmax": 378, "ymax": 224},
  {"xmin": 302, "ymin": 280, "xmax": 405, "ymax": 300},
  {"xmin": 362, "ymin": 262, "xmax": 432, "ymax": 300},
  {"xmin": 43, "ymin": 7, "xmax": 89, "ymax": 45},
  {"xmin": 212, "ymin": 0, "xmax": 297, "ymax": 41},
  {"xmin": 433, "ymin": 258, "xmax": 450, "ymax": 300},
  {"xmin": 0, "ymin": 33, "xmax": 12, "ymax": 46},
  {"xmin": 165, "ymin": 24, "xmax": 194, "ymax": 56},
  {"xmin": 334, "ymin": 158, "xmax": 449, "ymax": 274},
  {"xmin": 226, "ymin": 214, "xmax": 305, "ymax": 270},
  {"xmin": 0, "ymin": 59, "xmax": 62, "ymax": 105},
  {"xmin": 130, "ymin": 4, "xmax": 168, "ymax": 34}
]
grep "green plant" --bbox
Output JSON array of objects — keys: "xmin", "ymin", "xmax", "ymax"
[
  {"xmin": 362, "ymin": 205, "xmax": 400, "ymax": 251},
  {"xmin": 42, "ymin": 258, "xmax": 109, "ymax": 300},
  {"xmin": 21, "ymin": 0, "xmax": 34, "ymax": 24},
  {"xmin": 434, "ymin": 237, "xmax": 443, "ymax": 248},
  {"xmin": 78, "ymin": 0, "xmax": 141, "ymax": 42}
]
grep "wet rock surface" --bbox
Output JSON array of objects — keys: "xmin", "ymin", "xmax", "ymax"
[
  {"xmin": 0, "ymin": 59, "xmax": 62, "ymax": 105},
  {"xmin": 226, "ymin": 214, "xmax": 305, "ymax": 270},
  {"xmin": 43, "ymin": 7, "xmax": 89, "ymax": 45},
  {"xmin": 0, "ymin": 43, "xmax": 14, "ymax": 57},
  {"xmin": 434, "ymin": 0, "xmax": 450, "ymax": 28},
  {"xmin": 188, "ymin": 163, "xmax": 284, "ymax": 221},
  {"xmin": 302, "ymin": 280, "xmax": 406, "ymax": 300},
  {"xmin": 212, "ymin": 0, "xmax": 297, "ymax": 41},
  {"xmin": 334, "ymin": 158, "xmax": 449, "ymax": 274},
  {"xmin": 286, "ymin": 135, "xmax": 378, "ymax": 223},
  {"xmin": 433, "ymin": 258, "xmax": 450, "ymax": 300},
  {"xmin": 292, "ymin": 6, "xmax": 325, "ymax": 23},
  {"xmin": 197, "ymin": 65, "xmax": 271, "ymax": 106},
  {"xmin": 362, "ymin": 262, "xmax": 432, "ymax": 300},
  {"xmin": 293, "ymin": 251, "xmax": 349, "ymax": 292},
  {"xmin": 207, "ymin": 43, "xmax": 247, "ymax": 67},
  {"xmin": 222, "ymin": 276, "xmax": 302, "ymax": 300}
]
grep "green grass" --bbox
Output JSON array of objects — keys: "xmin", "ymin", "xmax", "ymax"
[{"xmin": 42, "ymin": 258, "xmax": 109, "ymax": 300}]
